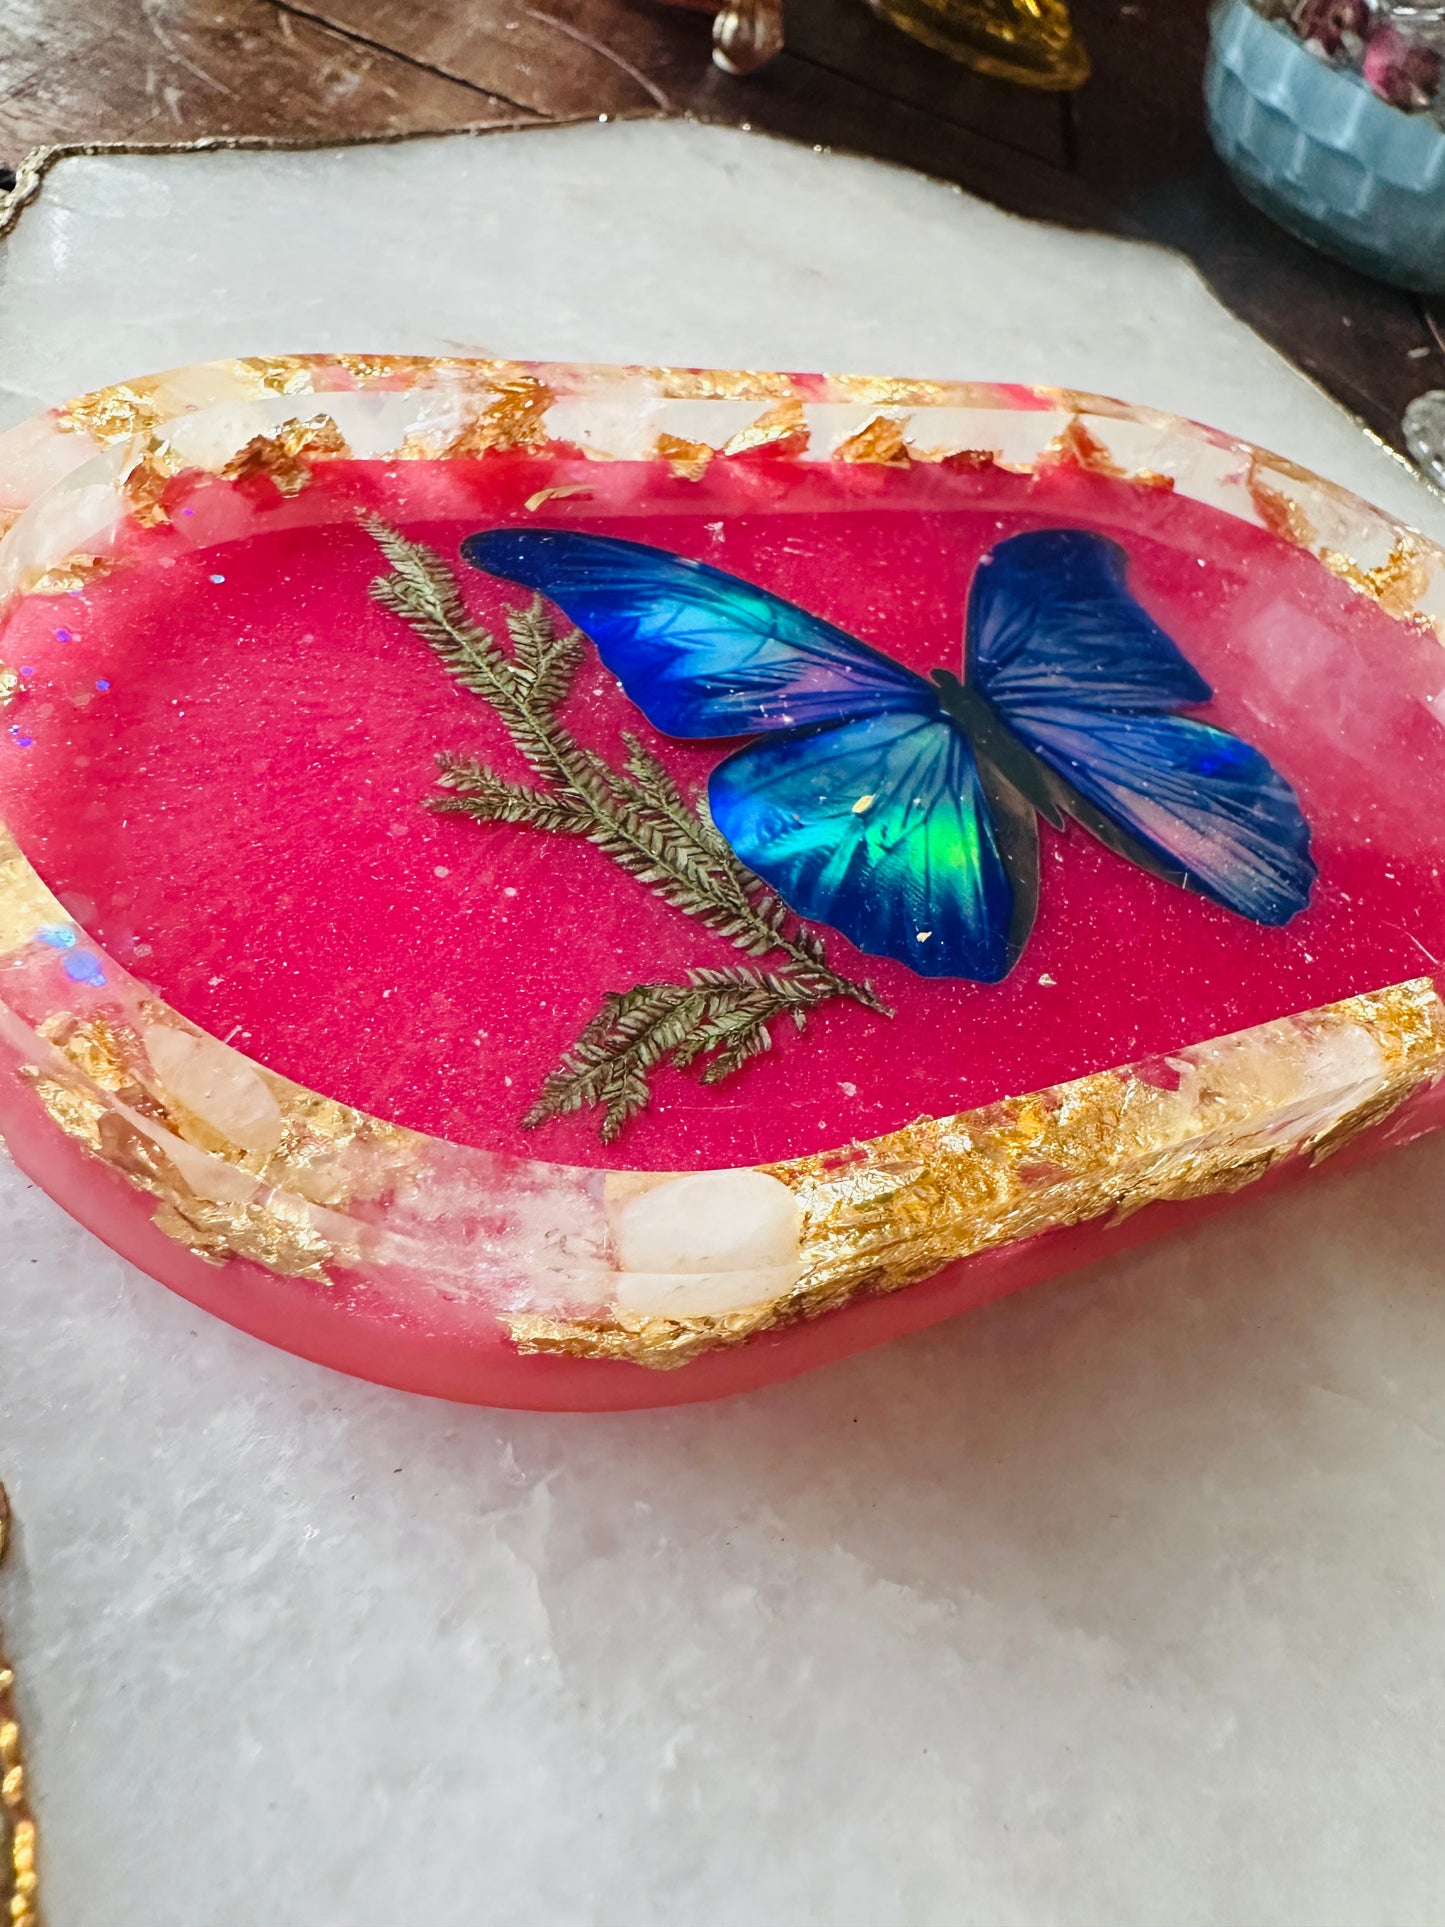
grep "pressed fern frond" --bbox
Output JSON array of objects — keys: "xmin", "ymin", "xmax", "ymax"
[{"xmin": 364, "ymin": 517, "xmax": 892, "ymax": 1140}]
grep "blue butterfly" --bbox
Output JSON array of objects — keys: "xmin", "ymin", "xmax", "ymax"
[{"xmin": 460, "ymin": 527, "xmax": 1317, "ymax": 983}]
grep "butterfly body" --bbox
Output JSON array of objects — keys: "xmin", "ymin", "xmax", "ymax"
[{"xmin": 461, "ymin": 526, "xmax": 1317, "ymax": 983}]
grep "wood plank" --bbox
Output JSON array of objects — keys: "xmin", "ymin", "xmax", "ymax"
[
  {"xmin": 0, "ymin": 0, "xmax": 528, "ymax": 156},
  {"xmin": 298, "ymin": 0, "xmax": 1069, "ymax": 161},
  {"xmin": 780, "ymin": 0, "xmax": 1067, "ymax": 165},
  {"xmin": 276, "ymin": 0, "xmax": 707, "ymax": 117}
]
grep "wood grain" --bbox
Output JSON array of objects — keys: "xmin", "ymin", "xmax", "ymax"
[{"xmin": 0, "ymin": 0, "xmax": 527, "ymax": 152}]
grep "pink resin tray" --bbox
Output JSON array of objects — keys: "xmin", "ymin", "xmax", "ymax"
[{"xmin": 2, "ymin": 355, "xmax": 1444, "ymax": 1409}]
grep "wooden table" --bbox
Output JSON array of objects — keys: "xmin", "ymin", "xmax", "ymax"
[{"xmin": 1, "ymin": 0, "xmax": 1442, "ymax": 460}]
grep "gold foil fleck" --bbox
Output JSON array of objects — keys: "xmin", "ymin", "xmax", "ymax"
[
  {"xmin": 221, "ymin": 413, "xmax": 350, "ymax": 496},
  {"xmin": 723, "ymin": 399, "xmax": 808, "ymax": 457},
  {"xmin": 0, "ymin": 1484, "xmax": 40, "ymax": 1927},
  {"xmin": 22, "ymin": 1011, "xmax": 423, "ymax": 1281},
  {"xmin": 252, "ymin": 1088, "xmax": 421, "ymax": 1210},
  {"xmin": 508, "ymin": 1305, "xmax": 780, "ymax": 1368},
  {"xmin": 1134, "ymin": 468, "xmax": 1177, "ymax": 491},
  {"xmin": 1306, "ymin": 1071, "xmax": 1427, "ymax": 1164},
  {"xmin": 511, "ymin": 980, "xmax": 1445, "ymax": 1367},
  {"xmin": 150, "ymin": 1192, "xmax": 335, "ymax": 1278},
  {"xmin": 231, "ymin": 355, "xmax": 314, "ymax": 396},
  {"xmin": 334, "ymin": 353, "xmax": 443, "ymax": 387},
  {"xmin": 122, "ymin": 435, "xmax": 185, "ymax": 529},
  {"xmin": 1040, "ymin": 414, "xmax": 1124, "ymax": 476},
  {"xmin": 20, "ymin": 1073, "xmax": 108, "ymax": 1152},
  {"xmin": 0, "ymin": 666, "xmax": 18, "ymax": 709},
  {"xmin": 1247, "ymin": 457, "xmax": 1316, "ymax": 547},
  {"xmin": 525, "ymin": 484, "xmax": 593, "ymax": 512},
  {"xmin": 57, "ymin": 379, "xmax": 162, "ymax": 443},
  {"xmin": 1319, "ymin": 979, "xmax": 1445, "ymax": 1070},
  {"xmin": 25, "ymin": 552, "xmax": 111, "ymax": 595},
  {"xmin": 0, "ymin": 844, "xmax": 64, "ymax": 956},
  {"xmin": 909, "ymin": 445, "xmax": 1000, "ymax": 470},
  {"xmin": 1319, "ymin": 537, "xmax": 1432, "ymax": 622},
  {"xmin": 641, "ymin": 367, "xmax": 799, "ymax": 401},
  {"xmin": 23, "ymin": 1064, "xmax": 339, "ymax": 1279},
  {"xmin": 445, "ymin": 378, "xmax": 555, "ymax": 457},
  {"xmin": 835, "ymin": 415, "xmax": 912, "ymax": 465},
  {"xmin": 831, "ymin": 375, "xmax": 962, "ymax": 407},
  {"xmin": 39, "ymin": 1010, "xmax": 153, "ymax": 1098},
  {"xmin": 654, "ymin": 432, "xmax": 714, "ymax": 481}
]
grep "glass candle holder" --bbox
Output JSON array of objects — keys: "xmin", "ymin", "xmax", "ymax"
[{"xmin": 1206, "ymin": 0, "xmax": 1445, "ymax": 292}]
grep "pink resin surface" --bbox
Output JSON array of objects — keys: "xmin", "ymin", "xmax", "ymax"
[{"xmin": 1, "ymin": 450, "xmax": 1442, "ymax": 1171}]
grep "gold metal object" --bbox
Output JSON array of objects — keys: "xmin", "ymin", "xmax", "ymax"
[
  {"xmin": 0, "ymin": 1487, "xmax": 39, "ymax": 1927},
  {"xmin": 867, "ymin": 0, "xmax": 1089, "ymax": 89}
]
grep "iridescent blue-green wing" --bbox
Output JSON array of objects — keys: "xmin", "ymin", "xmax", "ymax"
[
  {"xmin": 968, "ymin": 528, "xmax": 1316, "ymax": 925},
  {"xmin": 991, "ymin": 703, "xmax": 1315, "ymax": 925},
  {"xmin": 462, "ymin": 529, "xmax": 927, "ymax": 737},
  {"xmin": 708, "ymin": 706, "xmax": 1034, "ymax": 983}
]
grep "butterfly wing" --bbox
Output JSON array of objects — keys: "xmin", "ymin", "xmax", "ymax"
[
  {"xmin": 463, "ymin": 530, "xmax": 927, "ymax": 737},
  {"xmin": 967, "ymin": 529, "xmax": 1316, "ymax": 925},
  {"xmin": 708, "ymin": 705, "xmax": 1031, "ymax": 982}
]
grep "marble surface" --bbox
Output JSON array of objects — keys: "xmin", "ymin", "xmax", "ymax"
[{"xmin": 3, "ymin": 121, "xmax": 1445, "ymax": 1925}]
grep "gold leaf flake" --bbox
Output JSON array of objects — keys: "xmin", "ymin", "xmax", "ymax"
[
  {"xmin": 231, "ymin": 355, "xmax": 314, "ymax": 396},
  {"xmin": 221, "ymin": 413, "xmax": 350, "ymax": 496},
  {"xmin": 444, "ymin": 378, "xmax": 555, "ymax": 457},
  {"xmin": 1247, "ymin": 456, "xmax": 1315, "ymax": 547},
  {"xmin": 57, "ymin": 379, "xmax": 162, "ymax": 443},
  {"xmin": 831, "ymin": 375, "xmax": 961, "ymax": 407},
  {"xmin": 654, "ymin": 432, "xmax": 713, "ymax": 481},
  {"xmin": 1319, "ymin": 538, "xmax": 1432, "ymax": 622},
  {"xmin": 38, "ymin": 1011, "xmax": 150, "ymax": 1096},
  {"xmin": 149, "ymin": 1192, "xmax": 335, "ymax": 1279},
  {"xmin": 508, "ymin": 1305, "xmax": 780, "ymax": 1369},
  {"xmin": 723, "ymin": 399, "xmax": 808, "ymax": 457},
  {"xmin": 23, "ymin": 1010, "xmax": 423, "ymax": 1282},
  {"xmin": 0, "ymin": 844, "xmax": 64, "ymax": 956},
  {"xmin": 122, "ymin": 435, "xmax": 185, "ymax": 529},
  {"xmin": 20, "ymin": 1074, "xmax": 107, "ymax": 1153},
  {"xmin": 25, "ymin": 553, "xmax": 111, "ymax": 595},
  {"xmin": 642, "ymin": 367, "xmax": 798, "ymax": 401},
  {"xmin": 525, "ymin": 484, "xmax": 593, "ymax": 512},
  {"xmin": 1040, "ymin": 414, "xmax": 1124, "ymax": 477},
  {"xmin": 0, "ymin": 666, "xmax": 18, "ymax": 709},
  {"xmin": 511, "ymin": 980, "xmax": 1445, "ymax": 1367},
  {"xmin": 909, "ymin": 445, "xmax": 999, "ymax": 470},
  {"xmin": 834, "ymin": 415, "xmax": 912, "ymax": 466},
  {"xmin": 334, "ymin": 353, "xmax": 444, "ymax": 387}
]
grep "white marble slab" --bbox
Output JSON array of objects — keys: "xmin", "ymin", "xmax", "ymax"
[{"xmin": 3, "ymin": 121, "xmax": 1445, "ymax": 1926}]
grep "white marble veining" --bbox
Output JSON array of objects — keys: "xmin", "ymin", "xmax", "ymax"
[{"xmin": 3, "ymin": 122, "xmax": 1445, "ymax": 1925}]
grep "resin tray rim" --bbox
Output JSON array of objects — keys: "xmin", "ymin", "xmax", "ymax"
[{"xmin": 2, "ymin": 352, "xmax": 1444, "ymax": 1377}]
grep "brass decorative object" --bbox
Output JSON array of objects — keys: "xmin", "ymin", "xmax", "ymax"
[
  {"xmin": 0, "ymin": 1486, "xmax": 39, "ymax": 1927},
  {"xmin": 867, "ymin": 0, "xmax": 1090, "ymax": 89},
  {"xmin": 653, "ymin": 0, "xmax": 786, "ymax": 73}
]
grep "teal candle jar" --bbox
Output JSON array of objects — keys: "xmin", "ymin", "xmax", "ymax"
[{"xmin": 1205, "ymin": 0, "xmax": 1445, "ymax": 293}]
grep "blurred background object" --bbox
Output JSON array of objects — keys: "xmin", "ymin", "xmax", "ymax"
[
  {"xmin": 1405, "ymin": 387, "xmax": 1445, "ymax": 480},
  {"xmin": 1207, "ymin": 0, "xmax": 1445, "ymax": 292},
  {"xmin": 0, "ymin": 0, "xmax": 1439, "ymax": 471},
  {"xmin": 657, "ymin": 0, "xmax": 786, "ymax": 72},
  {"xmin": 863, "ymin": 0, "xmax": 1089, "ymax": 88}
]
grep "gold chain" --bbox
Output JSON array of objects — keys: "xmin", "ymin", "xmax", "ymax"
[{"xmin": 0, "ymin": 1485, "xmax": 39, "ymax": 1927}]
